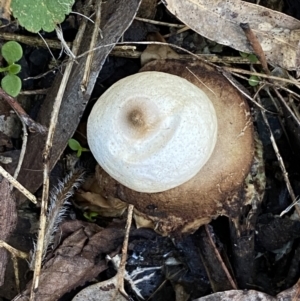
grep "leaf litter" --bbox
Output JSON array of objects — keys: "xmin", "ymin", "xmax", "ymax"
[
  {"xmin": 164, "ymin": 0, "xmax": 300, "ymax": 70},
  {"xmin": 2, "ymin": 0, "xmax": 300, "ymax": 300}
]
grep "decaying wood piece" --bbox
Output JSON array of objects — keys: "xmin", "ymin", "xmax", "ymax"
[{"xmin": 0, "ymin": 179, "xmax": 17, "ymax": 286}]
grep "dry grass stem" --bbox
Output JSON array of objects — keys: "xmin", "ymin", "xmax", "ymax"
[
  {"xmin": 81, "ymin": 0, "xmax": 102, "ymax": 92},
  {"xmin": 256, "ymin": 95, "xmax": 299, "ymax": 216},
  {"xmin": 0, "ymin": 166, "xmax": 36, "ymax": 203},
  {"xmin": 0, "ymin": 240, "xmax": 29, "ymax": 293},
  {"xmin": 135, "ymin": 16, "xmax": 185, "ymax": 28}
]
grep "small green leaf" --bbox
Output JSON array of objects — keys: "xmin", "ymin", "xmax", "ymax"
[
  {"xmin": 248, "ymin": 54, "xmax": 258, "ymax": 63},
  {"xmin": 68, "ymin": 138, "xmax": 81, "ymax": 151},
  {"xmin": 11, "ymin": 0, "xmax": 75, "ymax": 33},
  {"xmin": 8, "ymin": 64, "xmax": 21, "ymax": 75},
  {"xmin": 77, "ymin": 148, "xmax": 82, "ymax": 157},
  {"xmin": 1, "ymin": 74, "xmax": 22, "ymax": 97},
  {"xmin": 1, "ymin": 41, "xmax": 23, "ymax": 64},
  {"xmin": 81, "ymin": 147, "xmax": 89, "ymax": 153},
  {"xmin": 248, "ymin": 75, "xmax": 259, "ymax": 87},
  {"xmin": 0, "ymin": 66, "xmax": 9, "ymax": 73},
  {"xmin": 83, "ymin": 211, "xmax": 99, "ymax": 222}
]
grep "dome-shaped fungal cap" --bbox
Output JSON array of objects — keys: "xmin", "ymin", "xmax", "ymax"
[
  {"xmin": 87, "ymin": 71, "xmax": 217, "ymax": 193},
  {"xmin": 96, "ymin": 60, "xmax": 255, "ymax": 235}
]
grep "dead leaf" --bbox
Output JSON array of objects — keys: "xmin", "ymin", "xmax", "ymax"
[
  {"xmin": 193, "ymin": 278, "xmax": 300, "ymax": 300},
  {"xmin": 13, "ymin": 221, "xmax": 127, "ymax": 301},
  {"xmin": 137, "ymin": 0, "xmax": 157, "ymax": 18},
  {"xmin": 72, "ymin": 275, "xmax": 127, "ymax": 301},
  {"xmin": 164, "ymin": 0, "xmax": 300, "ymax": 70}
]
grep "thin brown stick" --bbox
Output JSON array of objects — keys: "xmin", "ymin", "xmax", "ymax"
[
  {"xmin": 0, "ymin": 32, "xmax": 71, "ymax": 49},
  {"xmin": 81, "ymin": 0, "xmax": 102, "ymax": 92},
  {"xmin": 13, "ymin": 117, "xmax": 28, "ymax": 180},
  {"xmin": 0, "ymin": 89, "xmax": 47, "ymax": 134},
  {"xmin": 273, "ymin": 87, "xmax": 300, "ymax": 127},
  {"xmin": 204, "ymin": 225, "xmax": 237, "ymax": 289},
  {"xmin": 0, "ymin": 240, "xmax": 29, "ymax": 259},
  {"xmin": 0, "ymin": 240, "xmax": 29, "ymax": 293},
  {"xmin": 117, "ymin": 204, "xmax": 134, "ymax": 295},
  {"xmin": 163, "ymin": 25, "xmax": 190, "ymax": 38},
  {"xmin": 0, "ymin": 30, "xmax": 260, "ymax": 65},
  {"xmin": 256, "ymin": 95, "xmax": 299, "ymax": 215},
  {"xmin": 240, "ymin": 23, "xmax": 270, "ymax": 75},
  {"xmin": 19, "ymin": 89, "xmax": 48, "ymax": 95},
  {"xmin": 223, "ymin": 67, "xmax": 298, "ymax": 86},
  {"xmin": 135, "ymin": 16, "xmax": 185, "ymax": 28},
  {"xmin": 238, "ymin": 24, "xmax": 299, "ymax": 215}
]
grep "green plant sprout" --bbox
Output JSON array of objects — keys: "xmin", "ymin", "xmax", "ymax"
[
  {"xmin": 68, "ymin": 138, "xmax": 89, "ymax": 157},
  {"xmin": 0, "ymin": 41, "xmax": 23, "ymax": 97},
  {"xmin": 239, "ymin": 52, "xmax": 260, "ymax": 86},
  {"xmin": 83, "ymin": 211, "xmax": 99, "ymax": 222},
  {"xmin": 248, "ymin": 75, "xmax": 260, "ymax": 87},
  {"xmin": 239, "ymin": 51, "xmax": 258, "ymax": 63}
]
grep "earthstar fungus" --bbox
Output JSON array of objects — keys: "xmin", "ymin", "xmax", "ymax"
[{"xmin": 87, "ymin": 59, "xmax": 255, "ymax": 235}]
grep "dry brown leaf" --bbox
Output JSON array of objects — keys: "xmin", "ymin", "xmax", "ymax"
[
  {"xmin": 0, "ymin": 0, "xmax": 11, "ymax": 24},
  {"xmin": 72, "ymin": 275, "xmax": 127, "ymax": 301},
  {"xmin": 164, "ymin": 0, "xmax": 300, "ymax": 70},
  {"xmin": 193, "ymin": 278, "xmax": 300, "ymax": 300},
  {"xmin": 12, "ymin": 222, "xmax": 126, "ymax": 301}
]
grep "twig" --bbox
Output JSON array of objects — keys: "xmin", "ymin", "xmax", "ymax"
[
  {"xmin": 240, "ymin": 23, "xmax": 270, "ymax": 75},
  {"xmin": 0, "ymin": 30, "xmax": 261, "ymax": 65},
  {"xmin": 0, "ymin": 32, "xmax": 71, "ymax": 49},
  {"xmin": 0, "ymin": 240, "xmax": 29, "ymax": 293},
  {"xmin": 29, "ymin": 2, "xmax": 92, "ymax": 299},
  {"xmin": 56, "ymin": 26, "xmax": 76, "ymax": 59},
  {"xmin": 135, "ymin": 17, "xmax": 185, "ymax": 28},
  {"xmin": 280, "ymin": 196, "xmax": 300, "ymax": 217},
  {"xmin": 222, "ymin": 67, "xmax": 299, "ymax": 86},
  {"xmin": 117, "ymin": 204, "xmax": 134, "ymax": 296},
  {"xmin": 0, "ymin": 240, "xmax": 28, "ymax": 259},
  {"xmin": 163, "ymin": 25, "xmax": 190, "ymax": 38},
  {"xmin": 13, "ymin": 117, "xmax": 28, "ymax": 180},
  {"xmin": 219, "ymin": 69, "xmax": 267, "ymax": 111},
  {"xmin": 19, "ymin": 89, "xmax": 48, "ymax": 95},
  {"xmin": 0, "ymin": 88, "xmax": 47, "ymax": 134},
  {"xmin": 239, "ymin": 23, "xmax": 299, "ymax": 215},
  {"xmin": 81, "ymin": 0, "xmax": 102, "ymax": 92},
  {"xmin": 263, "ymin": 86, "xmax": 293, "ymax": 150},
  {"xmin": 204, "ymin": 225, "xmax": 237, "ymax": 289},
  {"xmin": 0, "ymin": 166, "xmax": 36, "ymax": 203},
  {"xmin": 273, "ymin": 86, "xmax": 300, "ymax": 128}
]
